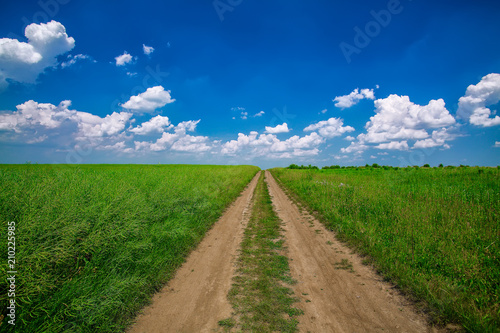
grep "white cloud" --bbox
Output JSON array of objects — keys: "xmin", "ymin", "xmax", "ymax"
[
  {"xmin": 121, "ymin": 86, "xmax": 175, "ymax": 113},
  {"xmin": 494, "ymin": 141, "xmax": 500, "ymax": 148},
  {"xmin": 115, "ymin": 51, "xmax": 133, "ymax": 66},
  {"xmin": 344, "ymin": 136, "xmax": 355, "ymax": 141},
  {"xmin": 320, "ymin": 109, "xmax": 328, "ymax": 114},
  {"xmin": 221, "ymin": 131, "xmax": 324, "ymax": 158},
  {"xmin": 340, "ymin": 94, "xmax": 457, "ymax": 155},
  {"xmin": 135, "ymin": 120, "xmax": 210, "ymax": 153},
  {"xmin": 333, "ymin": 88, "xmax": 375, "ymax": 109},
  {"xmin": 374, "ymin": 140, "xmax": 409, "ymax": 151},
  {"xmin": 175, "ymin": 120, "xmax": 200, "ymax": 133},
  {"xmin": 62, "ymin": 54, "xmax": 93, "ymax": 67},
  {"xmin": 61, "ymin": 54, "xmax": 94, "ymax": 68},
  {"xmin": 171, "ymin": 135, "xmax": 211, "ymax": 152},
  {"xmin": 253, "ymin": 111, "xmax": 265, "ymax": 117},
  {"xmin": 265, "ymin": 123, "xmax": 289, "ymax": 134},
  {"xmin": 240, "ymin": 112, "xmax": 248, "ymax": 120},
  {"xmin": 74, "ymin": 111, "xmax": 132, "ymax": 138},
  {"xmin": 0, "ymin": 21, "xmax": 75, "ymax": 88},
  {"xmin": 129, "ymin": 115, "xmax": 172, "ymax": 135},
  {"xmin": 360, "ymin": 95, "xmax": 455, "ymax": 144},
  {"xmin": 413, "ymin": 127, "xmax": 455, "ymax": 149},
  {"xmin": 0, "ymin": 99, "xmax": 72, "ymax": 131},
  {"xmin": 0, "ymin": 99, "xmax": 214, "ymax": 156},
  {"xmin": 457, "ymin": 73, "xmax": 500, "ymax": 127},
  {"xmin": 143, "ymin": 44, "xmax": 154, "ymax": 55},
  {"xmin": 0, "ymin": 100, "xmax": 132, "ymax": 147},
  {"xmin": 231, "ymin": 107, "xmax": 245, "ymax": 111},
  {"xmin": 304, "ymin": 117, "xmax": 355, "ymax": 138},
  {"xmin": 96, "ymin": 141, "xmax": 127, "ymax": 151},
  {"xmin": 340, "ymin": 141, "xmax": 368, "ymax": 154}
]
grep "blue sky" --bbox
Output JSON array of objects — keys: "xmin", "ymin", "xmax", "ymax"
[{"xmin": 0, "ymin": 0, "xmax": 499, "ymax": 169}]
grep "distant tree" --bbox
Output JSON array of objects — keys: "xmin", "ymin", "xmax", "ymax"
[
  {"xmin": 439, "ymin": 163, "xmax": 444, "ymax": 168},
  {"xmin": 372, "ymin": 163, "xmax": 380, "ymax": 168},
  {"xmin": 423, "ymin": 164, "xmax": 430, "ymax": 168}
]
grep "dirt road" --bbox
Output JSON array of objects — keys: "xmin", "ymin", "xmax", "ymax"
[
  {"xmin": 128, "ymin": 170, "xmax": 442, "ymax": 332},
  {"xmin": 127, "ymin": 172, "xmax": 260, "ymax": 333},
  {"xmin": 265, "ymin": 170, "xmax": 434, "ymax": 332}
]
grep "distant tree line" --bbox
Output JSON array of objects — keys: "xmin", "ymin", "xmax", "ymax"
[{"xmin": 287, "ymin": 163, "xmax": 499, "ymax": 170}]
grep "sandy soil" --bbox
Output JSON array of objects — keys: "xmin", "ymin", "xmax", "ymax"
[
  {"xmin": 127, "ymin": 170, "xmax": 455, "ymax": 333},
  {"xmin": 265, "ymin": 170, "xmax": 439, "ymax": 333},
  {"xmin": 127, "ymin": 172, "xmax": 260, "ymax": 333}
]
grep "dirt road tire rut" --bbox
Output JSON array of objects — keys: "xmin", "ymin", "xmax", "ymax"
[
  {"xmin": 127, "ymin": 172, "xmax": 260, "ymax": 333},
  {"xmin": 265, "ymin": 170, "xmax": 434, "ymax": 333}
]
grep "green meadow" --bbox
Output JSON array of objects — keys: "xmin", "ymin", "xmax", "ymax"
[
  {"xmin": 270, "ymin": 166, "xmax": 499, "ymax": 332},
  {"xmin": 0, "ymin": 164, "xmax": 259, "ymax": 332}
]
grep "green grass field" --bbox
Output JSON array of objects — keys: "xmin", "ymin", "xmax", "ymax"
[
  {"xmin": 270, "ymin": 166, "xmax": 499, "ymax": 332},
  {"xmin": 0, "ymin": 164, "xmax": 259, "ymax": 332}
]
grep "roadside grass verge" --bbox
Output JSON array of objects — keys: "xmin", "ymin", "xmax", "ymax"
[
  {"xmin": 270, "ymin": 166, "xmax": 499, "ymax": 332},
  {"xmin": 0, "ymin": 164, "xmax": 259, "ymax": 332},
  {"xmin": 220, "ymin": 172, "xmax": 302, "ymax": 332}
]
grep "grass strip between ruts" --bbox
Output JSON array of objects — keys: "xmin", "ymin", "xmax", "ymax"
[{"xmin": 219, "ymin": 172, "xmax": 303, "ymax": 332}]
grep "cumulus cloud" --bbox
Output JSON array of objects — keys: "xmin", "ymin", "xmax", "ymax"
[
  {"xmin": 333, "ymin": 88, "xmax": 376, "ymax": 109},
  {"xmin": 339, "ymin": 94, "xmax": 457, "ymax": 155},
  {"xmin": 129, "ymin": 115, "xmax": 172, "ymax": 135},
  {"xmin": 115, "ymin": 51, "xmax": 133, "ymax": 66},
  {"xmin": 0, "ymin": 98, "xmax": 215, "ymax": 157},
  {"xmin": 495, "ymin": 141, "xmax": 500, "ymax": 148},
  {"xmin": 457, "ymin": 73, "xmax": 500, "ymax": 127},
  {"xmin": 221, "ymin": 130, "xmax": 324, "ymax": 158},
  {"xmin": 143, "ymin": 44, "xmax": 154, "ymax": 55},
  {"xmin": 360, "ymin": 95, "xmax": 455, "ymax": 144},
  {"xmin": 0, "ymin": 100, "xmax": 132, "ymax": 146},
  {"xmin": 134, "ymin": 120, "xmax": 211, "ymax": 153},
  {"xmin": 340, "ymin": 141, "xmax": 368, "ymax": 154},
  {"xmin": 304, "ymin": 117, "xmax": 355, "ymax": 138},
  {"xmin": 72, "ymin": 111, "xmax": 132, "ymax": 139},
  {"xmin": 121, "ymin": 86, "xmax": 175, "ymax": 113},
  {"xmin": 254, "ymin": 111, "xmax": 265, "ymax": 117},
  {"xmin": 0, "ymin": 20, "xmax": 75, "ymax": 89},
  {"xmin": 413, "ymin": 127, "xmax": 455, "ymax": 149},
  {"xmin": 265, "ymin": 123, "xmax": 289, "ymax": 134}
]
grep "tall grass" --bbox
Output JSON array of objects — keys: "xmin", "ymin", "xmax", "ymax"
[
  {"xmin": 270, "ymin": 166, "xmax": 499, "ymax": 332},
  {"xmin": 0, "ymin": 164, "xmax": 259, "ymax": 332}
]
